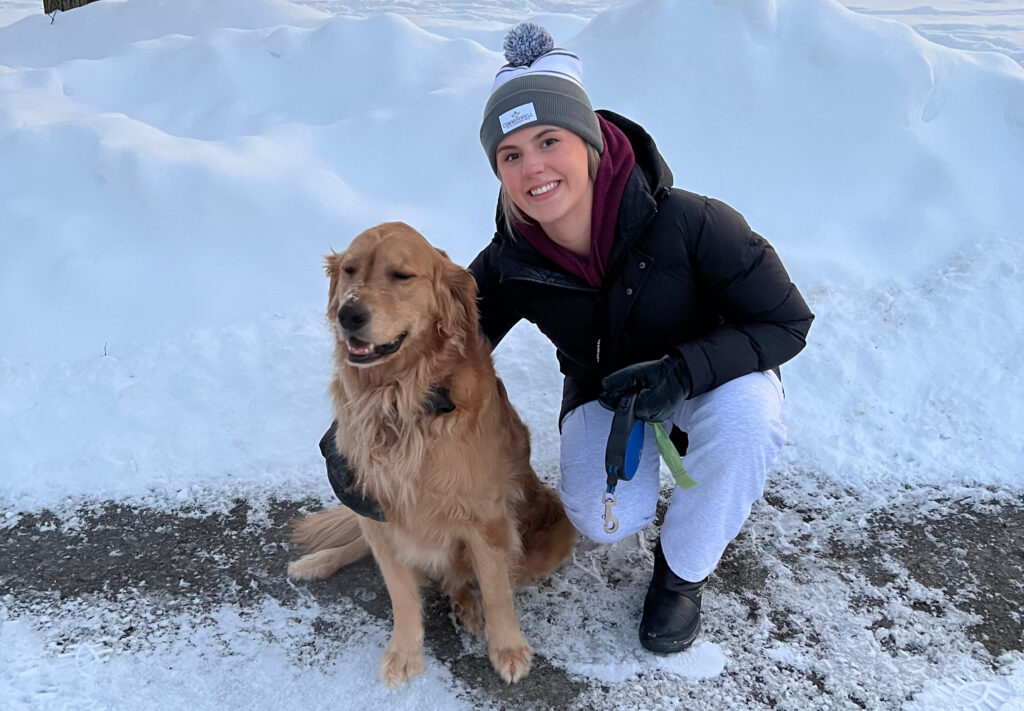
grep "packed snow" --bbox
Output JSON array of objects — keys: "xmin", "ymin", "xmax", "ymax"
[{"xmin": 1, "ymin": 0, "xmax": 1022, "ymax": 708}]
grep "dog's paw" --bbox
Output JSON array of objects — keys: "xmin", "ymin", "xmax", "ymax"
[
  {"xmin": 489, "ymin": 641, "xmax": 533, "ymax": 684},
  {"xmin": 286, "ymin": 556, "xmax": 325, "ymax": 581},
  {"xmin": 287, "ymin": 550, "xmax": 341, "ymax": 581},
  {"xmin": 379, "ymin": 646, "xmax": 425, "ymax": 688},
  {"xmin": 449, "ymin": 598, "xmax": 484, "ymax": 637}
]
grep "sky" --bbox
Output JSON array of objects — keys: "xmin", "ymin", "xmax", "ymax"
[{"xmin": 1, "ymin": 0, "xmax": 1022, "ymax": 708}]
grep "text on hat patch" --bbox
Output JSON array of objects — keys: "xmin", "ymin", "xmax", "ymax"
[{"xmin": 499, "ymin": 102, "xmax": 537, "ymax": 134}]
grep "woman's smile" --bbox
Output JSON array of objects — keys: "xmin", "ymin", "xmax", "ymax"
[{"xmin": 529, "ymin": 180, "xmax": 561, "ymax": 198}]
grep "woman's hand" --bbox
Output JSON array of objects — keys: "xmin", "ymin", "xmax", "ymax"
[{"xmin": 599, "ymin": 356, "xmax": 692, "ymax": 422}]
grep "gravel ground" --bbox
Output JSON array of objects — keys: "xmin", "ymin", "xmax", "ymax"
[{"xmin": 2, "ymin": 483, "xmax": 1021, "ymax": 709}]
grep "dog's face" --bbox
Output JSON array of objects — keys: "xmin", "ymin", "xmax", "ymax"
[{"xmin": 324, "ymin": 222, "xmax": 477, "ymax": 369}]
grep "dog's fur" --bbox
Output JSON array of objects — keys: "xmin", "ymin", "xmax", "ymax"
[{"xmin": 287, "ymin": 222, "xmax": 576, "ymax": 687}]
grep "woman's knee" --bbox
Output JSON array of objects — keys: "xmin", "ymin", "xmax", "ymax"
[
  {"xmin": 558, "ymin": 400, "xmax": 661, "ymax": 544},
  {"xmin": 564, "ymin": 507, "xmax": 652, "ymax": 545},
  {"xmin": 558, "ymin": 483, "xmax": 655, "ymax": 544}
]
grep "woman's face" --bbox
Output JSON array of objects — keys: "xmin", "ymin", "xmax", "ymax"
[{"xmin": 495, "ymin": 125, "xmax": 593, "ymax": 241}]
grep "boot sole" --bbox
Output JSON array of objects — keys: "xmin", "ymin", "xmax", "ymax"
[{"xmin": 639, "ymin": 617, "xmax": 701, "ymax": 655}]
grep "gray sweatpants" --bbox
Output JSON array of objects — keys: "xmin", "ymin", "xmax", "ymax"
[{"xmin": 557, "ymin": 370, "xmax": 786, "ymax": 582}]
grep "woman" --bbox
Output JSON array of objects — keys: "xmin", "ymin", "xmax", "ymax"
[{"xmin": 467, "ymin": 24, "xmax": 813, "ymax": 654}]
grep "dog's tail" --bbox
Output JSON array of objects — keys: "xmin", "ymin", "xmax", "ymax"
[{"xmin": 286, "ymin": 506, "xmax": 371, "ymax": 581}]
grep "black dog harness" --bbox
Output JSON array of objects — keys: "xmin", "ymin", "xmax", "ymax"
[{"xmin": 319, "ymin": 386, "xmax": 455, "ymax": 522}]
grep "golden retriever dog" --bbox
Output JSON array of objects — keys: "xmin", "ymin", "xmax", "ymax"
[{"xmin": 287, "ymin": 222, "xmax": 576, "ymax": 687}]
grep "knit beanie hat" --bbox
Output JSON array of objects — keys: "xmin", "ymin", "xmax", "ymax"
[{"xmin": 480, "ymin": 23, "xmax": 603, "ymax": 174}]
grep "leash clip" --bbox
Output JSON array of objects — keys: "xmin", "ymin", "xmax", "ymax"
[
  {"xmin": 602, "ymin": 489, "xmax": 619, "ymax": 535},
  {"xmin": 602, "ymin": 392, "xmax": 641, "ymax": 535}
]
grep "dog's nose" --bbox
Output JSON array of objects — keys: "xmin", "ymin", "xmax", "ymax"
[{"xmin": 338, "ymin": 302, "xmax": 370, "ymax": 332}]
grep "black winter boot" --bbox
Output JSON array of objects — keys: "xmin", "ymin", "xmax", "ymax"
[{"xmin": 638, "ymin": 541, "xmax": 706, "ymax": 654}]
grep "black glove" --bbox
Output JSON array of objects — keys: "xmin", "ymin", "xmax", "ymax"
[
  {"xmin": 319, "ymin": 422, "xmax": 385, "ymax": 522},
  {"xmin": 599, "ymin": 356, "xmax": 692, "ymax": 423}
]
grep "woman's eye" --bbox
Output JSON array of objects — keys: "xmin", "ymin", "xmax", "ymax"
[
  {"xmin": 542, "ymin": 138, "xmax": 558, "ymax": 148},
  {"xmin": 502, "ymin": 152, "xmax": 519, "ymax": 162}
]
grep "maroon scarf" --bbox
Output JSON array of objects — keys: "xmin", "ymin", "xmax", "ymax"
[{"xmin": 516, "ymin": 114, "xmax": 636, "ymax": 287}]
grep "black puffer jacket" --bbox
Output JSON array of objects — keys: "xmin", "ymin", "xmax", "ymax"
[{"xmin": 468, "ymin": 111, "xmax": 814, "ymax": 425}]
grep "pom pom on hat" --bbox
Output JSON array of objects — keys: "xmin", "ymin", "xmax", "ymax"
[{"xmin": 502, "ymin": 23, "xmax": 555, "ymax": 67}]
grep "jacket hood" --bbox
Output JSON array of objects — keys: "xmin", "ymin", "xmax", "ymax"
[{"xmin": 595, "ymin": 110, "xmax": 674, "ymax": 196}]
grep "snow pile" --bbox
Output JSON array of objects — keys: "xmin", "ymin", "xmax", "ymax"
[
  {"xmin": 578, "ymin": 0, "xmax": 1024, "ymax": 278},
  {"xmin": 2, "ymin": 0, "xmax": 1021, "ymax": 508}
]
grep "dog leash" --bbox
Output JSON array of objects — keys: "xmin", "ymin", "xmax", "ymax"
[
  {"xmin": 602, "ymin": 393, "xmax": 643, "ymax": 534},
  {"xmin": 602, "ymin": 394, "xmax": 698, "ymax": 535}
]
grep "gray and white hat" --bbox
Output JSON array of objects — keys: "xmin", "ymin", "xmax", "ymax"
[{"xmin": 479, "ymin": 23, "xmax": 603, "ymax": 174}]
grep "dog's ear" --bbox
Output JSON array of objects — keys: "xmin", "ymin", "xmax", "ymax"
[
  {"xmin": 435, "ymin": 257, "xmax": 479, "ymax": 346},
  {"xmin": 324, "ymin": 252, "xmax": 342, "ymax": 309}
]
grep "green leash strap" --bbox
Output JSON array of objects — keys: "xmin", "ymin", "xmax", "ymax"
[{"xmin": 652, "ymin": 423, "xmax": 699, "ymax": 490}]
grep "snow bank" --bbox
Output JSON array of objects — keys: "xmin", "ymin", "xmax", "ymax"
[
  {"xmin": 0, "ymin": 0, "xmax": 1021, "ymax": 510},
  {"xmin": 575, "ymin": 0, "xmax": 1024, "ymax": 279}
]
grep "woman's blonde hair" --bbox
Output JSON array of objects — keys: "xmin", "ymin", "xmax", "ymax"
[{"xmin": 499, "ymin": 143, "xmax": 603, "ymax": 232}]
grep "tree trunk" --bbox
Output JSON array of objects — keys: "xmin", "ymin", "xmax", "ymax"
[{"xmin": 44, "ymin": 0, "xmax": 100, "ymax": 14}]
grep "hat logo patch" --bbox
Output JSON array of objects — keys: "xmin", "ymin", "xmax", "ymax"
[{"xmin": 499, "ymin": 102, "xmax": 537, "ymax": 134}]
